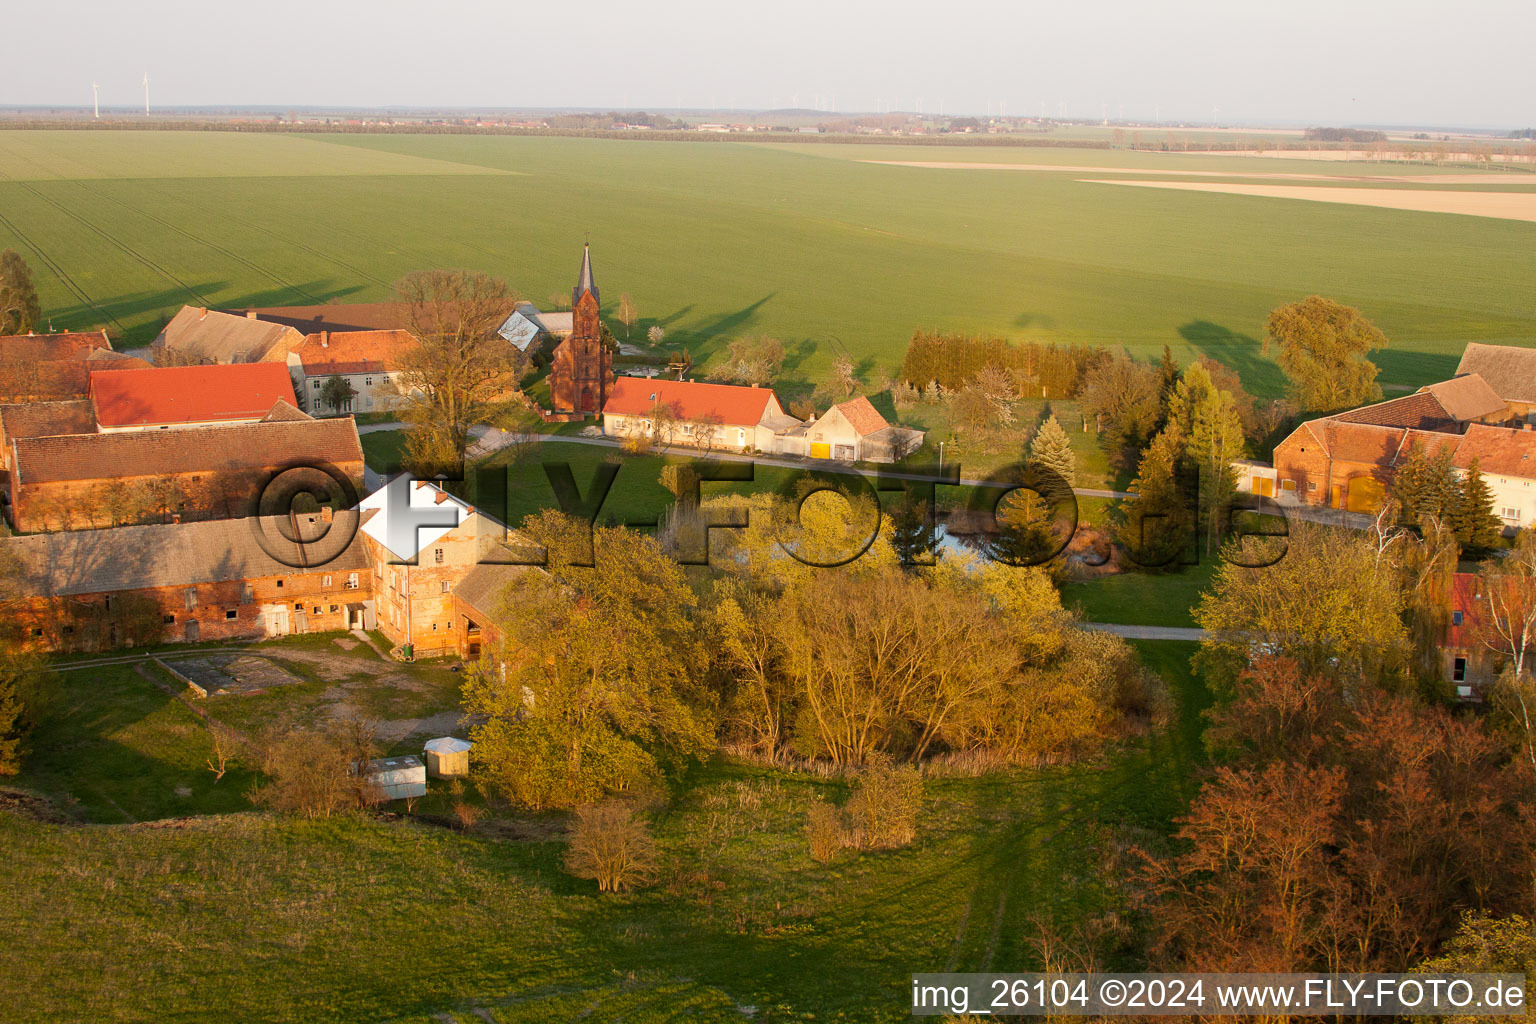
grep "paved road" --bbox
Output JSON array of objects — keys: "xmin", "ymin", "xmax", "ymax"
[{"xmin": 1079, "ymin": 622, "xmax": 1208, "ymax": 641}]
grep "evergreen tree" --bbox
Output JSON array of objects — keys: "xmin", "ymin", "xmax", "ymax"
[
  {"xmin": 1156, "ymin": 344, "xmax": 1181, "ymax": 428},
  {"xmin": 1189, "ymin": 386, "xmax": 1247, "ymax": 552},
  {"xmin": 1121, "ymin": 427, "xmax": 1197, "ymax": 568},
  {"xmin": 1029, "ymin": 413, "xmax": 1077, "ymax": 486},
  {"xmin": 1455, "ymin": 458, "xmax": 1504, "ymax": 551},
  {"xmin": 887, "ymin": 488, "xmax": 934, "ymax": 567},
  {"xmin": 0, "ymin": 249, "xmax": 41, "ymax": 337}
]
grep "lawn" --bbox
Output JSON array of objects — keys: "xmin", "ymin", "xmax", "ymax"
[
  {"xmin": 1059, "ymin": 560, "xmax": 1221, "ymax": 628},
  {"xmin": 2, "ymin": 132, "xmax": 1532, "ymax": 400},
  {"xmin": 0, "ymin": 642, "xmax": 1208, "ymax": 1023}
]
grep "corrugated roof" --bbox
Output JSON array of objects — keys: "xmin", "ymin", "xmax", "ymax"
[
  {"xmin": 297, "ymin": 330, "xmax": 417, "ymax": 375},
  {"xmin": 157, "ymin": 306, "xmax": 301, "ymax": 364},
  {"xmin": 13, "ymin": 417, "xmax": 363, "ymax": 485},
  {"xmin": 90, "ymin": 362, "xmax": 298, "ymax": 428},
  {"xmin": 1456, "ymin": 343, "xmax": 1536, "ymax": 405},
  {"xmin": 1, "ymin": 513, "xmax": 369, "ymax": 598},
  {"xmin": 602, "ymin": 377, "xmax": 777, "ymax": 426},
  {"xmin": 1417, "ymin": 374, "xmax": 1507, "ymax": 422}
]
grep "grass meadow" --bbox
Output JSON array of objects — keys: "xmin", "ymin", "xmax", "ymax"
[
  {"xmin": 1, "ymin": 131, "xmax": 1533, "ymax": 397},
  {"xmin": 0, "ymin": 639, "xmax": 1206, "ymax": 1023}
]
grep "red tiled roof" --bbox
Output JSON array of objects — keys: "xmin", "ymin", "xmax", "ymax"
[
  {"xmin": 0, "ymin": 331, "xmax": 111, "ymax": 361},
  {"xmin": 602, "ymin": 377, "xmax": 779, "ymax": 426},
  {"xmin": 1331, "ymin": 391, "xmax": 1456, "ymax": 431},
  {"xmin": 297, "ymin": 330, "xmax": 417, "ymax": 375},
  {"xmin": 1448, "ymin": 572, "xmax": 1480, "ymax": 649},
  {"xmin": 832, "ymin": 396, "xmax": 890, "ymax": 436},
  {"xmin": 1451, "ymin": 423, "xmax": 1536, "ymax": 477},
  {"xmin": 12, "ymin": 417, "xmax": 363, "ymax": 485},
  {"xmin": 89, "ymin": 363, "xmax": 298, "ymax": 428},
  {"xmin": 0, "ymin": 400, "xmax": 96, "ymax": 443}
]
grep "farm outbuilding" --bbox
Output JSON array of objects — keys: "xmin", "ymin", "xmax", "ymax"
[
  {"xmin": 423, "ymin": 737, "xmax": 472, "ymax": 779},
  {"xmin": 361, "ymin": 755, "xmax": 427, "ymax": 800}
]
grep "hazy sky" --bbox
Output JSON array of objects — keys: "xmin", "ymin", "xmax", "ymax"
[{"xmin": 8, "ymin": 0, "xmax": 1533, "ymax": 127}]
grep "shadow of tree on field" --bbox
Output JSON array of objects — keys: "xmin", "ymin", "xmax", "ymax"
[
  {"xmin": 1178, "ymin": 320, "xmax": 1271, "ymax": 393},
  {"xmin": 1373, "ymin": 349, "xmax": 1460, "ymax": 390},
  {"xmin": 1014, "ymin": 311, "xmax": 1057, "ymax": 331},
  {"xmin": 47, "ymin": 280, "xmax": 372, "ymax": 346}
]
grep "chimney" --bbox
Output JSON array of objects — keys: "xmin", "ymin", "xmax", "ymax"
[
  {"xmin": 434, "ymin": 491, "xmax": 449, "ymax": 505},
  {"xmin": 320, "ymin": 332, "xmax": 329, "ymax": 349},
  {"xmin": 246, "ymin": 310, "xmax": 258, "ymax": 319},
  {"xmin": 321, "ymin": 505, "xmax": 334, "ymax": 523},
  {"xmin": 198, "ymin": 307, "xmax": 207, "ymax": 320}
]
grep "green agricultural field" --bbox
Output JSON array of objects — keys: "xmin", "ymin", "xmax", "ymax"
[
  {"xmin": 0, "ymin": 641, "xmax": 1207, "ymax": 1022},
  {"xmin": 1, "ymin": 131, "xmax": 1533, "ymax": 397}
]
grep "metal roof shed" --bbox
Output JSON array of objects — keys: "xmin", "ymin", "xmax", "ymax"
[
  {"xmin": 423, "ymin": 736, "xmax": 472, "ymax": 779},
  {"xmin": 362, "ymin": 755, "xmax": 427, "ymax": 800}
]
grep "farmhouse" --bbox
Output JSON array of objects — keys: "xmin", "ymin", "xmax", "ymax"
[
  {"xmin": 357, "ymin": 475, "xmax": 515, "ymax": 657},
  {"xmin": 155, "ymin": 306, "xmax": 304, "ymax": 365},
  {"xmin": 88, "ymin": 363, "xmax": 299, "ymax": 431},
  {"xmin": 1456, "ymin": 344, "xmax": 1536, "ymax": 423},
  {"xmin": 288, "ymin": 330, "xmax": 419, "ymax": 415},
  {"xmin": 0, "ymin": 511, "xmax": 373, "ymax": 653},
  {"xmin": 449, "ymin": 562, "xmax": 530, "ymax": 660},
  {"xmin": 8, "ymin": 415, "xmax": 365, "ymax": 533},
  {"xmin": 601, "ymin": 376, "xmax": 799, "ymax": 452},
  {"xmin": 1269, "ymin": 376, "xmax": 1513, "ymax": 511},
  {"xmin": 546, "ymin": 245, "xmax": 614, "ymax": 416},
  {"xmin": 791, "ymin": 396, "xmax": 925, "ymax": 463}
]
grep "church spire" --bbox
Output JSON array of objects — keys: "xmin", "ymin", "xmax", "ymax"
[{"xmin": 572, "ymin": 243, "xmax": 599, "ymax": 308}]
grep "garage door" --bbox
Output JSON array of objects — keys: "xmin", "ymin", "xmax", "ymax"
[
  {"xmin": 833, "ymin": 444, "xmax": 856, "ymax": 461},
  {"xmin": 1251, "ymin": 475, "xmax": 1274, "ymax": 497},
  {"xmin": 809, "ymin": 442, "xmax": 831, "ymax": 459},
  {"xmin": 1347, "ymin": 476, "xmax": 1386, "ymax": 513}
]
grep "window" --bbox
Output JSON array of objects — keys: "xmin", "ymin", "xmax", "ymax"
[
  {"xmin": 365, "ymin": 377, "xmax": 373, "ymax": 387},
  {"xmin": 162, "ymin": 614, "xmax": 175, "ymax": 625},
  {"xmin": 1307, "ymin": 481, "xmax": 1318, "ymax": 492},
  {"xmin": 346, "ymin": 572, "xmax": 359, "ymax": 590},
  {"xmin": 441, "ymin": 580, "xmax": 451, "ymax": 594},
  {"xmin": 434, "ymin": 548, "xmax": 444, "ymax": 564},
  {"xmin": 1280, "ymin": 479, "xmax": 1296, "ymax": 491},
  {"xmin": 328, "ymin": 604, "xmax": 339, "ymax": 613},
  {"xmin": 28, "ymin": 627, "xmax": 41, "ymax": 637},
  {"xmin": 1502, "ymin": 507, "xmax": 1520, "ymax": 521},
  {"xmin": 295, "ymin": 601, "xmax": 303, "ymax": 610},
  {"xmin": 312, "ymin": 606, "xmax": 321, "ymax": 615},
  {"xmin": 104, "ymin": 595, "xmax": 112, "ymax": 611},
  {"xmin": 62, "ymin": 625, "xmax": 73, "ymax": 635},
  {"xmin": 322, "ymin": 575, "xmax": 332, "ymax": 588},
  {"xmin": 276, "ymin": 579, "xmax": 284, "ymax": 588},
  {"xmin": 312, "ymin": 380, "xmax": 320, "ymax": 390},
  {"xmin": 184, "ymin": 588, "xmax": 197, "ymax": 611},
  {"xmin": 1452, "ymin": 610, "xmax": 1464, "ymax": 626},
  {"xmin": 225, "ymin": 610, "xmax": 237, "ymax": 620},
  {"xmin": 1453, "ymin": 657, "xmax": 1467, "ymax": 683}
]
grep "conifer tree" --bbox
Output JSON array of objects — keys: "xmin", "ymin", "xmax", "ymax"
[
  {"xmin": 1029, "ymin": 414, "xmax": 1077, "ymax": 486},
  {"xmin": 1455, "ymin": 458, "xmax": 1504, "ymax": 551}
]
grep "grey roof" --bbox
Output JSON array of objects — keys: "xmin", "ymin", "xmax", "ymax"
[
  {"xmin": 1416, "ymin": 373, "xmax": 1507, "ymax": 422},
  {"xmin": 452, "ymin": 561, "xmax": 532, "ymax": 619},
  {"xmin": 1456, "ymin": 343, "xmax": 1536, "ymax": 405},
  {"xmin": 1, "ymin": 513, "xmax": 370, "ymax": 598},
  {"xmin": 156, "ymin": 306, "xmax": 301, "ymax": 364},
  {"xmin": 572, "ymin": 244, "xmax": 600, "ymax": 307},
  {"xmin": 0, "ymin": 399, "xmax": 96, "ymax": 442}
]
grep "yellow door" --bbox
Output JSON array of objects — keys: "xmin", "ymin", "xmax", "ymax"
[
  {"xmin": 1252, "ymin": 475, "xmax": 1274, "ymax": 497},
  {"xmin": 809, "ymin": 442, "xmax": 831, "ymax": 459},
  {"xmin": 1330, "ymin": 484, "xmax": 1342, "ymax": 508},
  {"xmin": 1347, "ymin": 476, "xmax": 1386, "ymax": 514}
]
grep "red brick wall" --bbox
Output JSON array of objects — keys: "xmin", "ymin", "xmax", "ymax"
[
  {"xmin": 11, "ymin": 567, "xmax": 372, "ymax": 654},
  {"xmin": 547, "ymin": 291, "xmax": 613, "ymax": 415}
]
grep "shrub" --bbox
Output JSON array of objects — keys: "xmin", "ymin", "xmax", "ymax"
[
  {"xmin": 844, "ymin": 756, "xmax": 923, "ymax": 850},
  {"xmin": 564, "ymin": 801, "xmax": 658, "ymax": 893},
  {"xmin": 249, "ymin": 719, "xmax": 381, "ymax": 818},
  {"xmin": 805, "ymin": 799, "xmax": 844, "ymax": 864}
]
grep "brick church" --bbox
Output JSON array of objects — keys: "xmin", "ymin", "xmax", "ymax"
[{"xmin": 546, "ymin": 244, "xmax": 614, "ymax": 415}]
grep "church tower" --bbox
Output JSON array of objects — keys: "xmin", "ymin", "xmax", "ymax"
[{"xmin": 547, "ymin": 244, "xmax": 614, "ymax": 415}]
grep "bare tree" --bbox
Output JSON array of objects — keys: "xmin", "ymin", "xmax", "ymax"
[
  {"xmin": 206, "ymin": 722, "xmax": 240, "ymax": 783},
  {"xmin": 392, "ymin": 270, "xmax": 524, "ymax": 477},
  {"xmin": 828, "ymin": 355, "xmax": 858, "ymax": 398},
  {"xmin": 617, "ymin": 293, "xmax": 638, "ymax": 339}
]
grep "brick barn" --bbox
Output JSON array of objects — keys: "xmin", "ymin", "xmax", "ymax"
[{"xmin": 1, "ymin": 512, "xmax": 373, "ymax": 654}]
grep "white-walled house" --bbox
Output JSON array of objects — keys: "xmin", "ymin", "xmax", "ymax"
[
  {"xmin": 786, "ymin": 396, "xmax": 924, "ymax": 463},
  {"xmin": 288, "ymin": 330, "xmax": 420, "ymax": 416},
  {"xmin": 601, "ymin": 377, "xmax": 800, "ymax": 452},
  {"xmin": 1454, "ymin": 423, "xmax": 1536, "ymax": 529}
]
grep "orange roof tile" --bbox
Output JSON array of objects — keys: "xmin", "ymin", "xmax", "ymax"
[
  {"xmin": 832, "ymin": 396, "xmax": 890, "ymax": 436},
  {"xmin": 1451, "ymin": 423, "xmax": 1536, "ymax": 477},
  {"xmin": 602, "ymin": 377, "xmax": 779, "ymax": 426},
  {"xmin": 296, "ymin": 330, "xmax": 417, "ymax": 375},
  {"xmin": 89, "ymin": 363, "xmax": 298, "ymax": 428}
]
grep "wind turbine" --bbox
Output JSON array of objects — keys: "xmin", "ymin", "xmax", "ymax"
[
  {"xmin": 143, "ymin": 72, "xmax": 150, "ymax": 116},
  {"xmin": 92, "ymin": 82, "xmax": 99, "ymax": 119}
]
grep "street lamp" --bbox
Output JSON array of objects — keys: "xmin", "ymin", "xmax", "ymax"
[{"xmin": 938, "ymin": 440, "xmax": 946, "ymax": 473}]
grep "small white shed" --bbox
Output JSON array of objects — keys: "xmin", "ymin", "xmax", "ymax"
[
  {"xmin": 362, "ymin": 755, "xmax": 427, "ymax": 800},
  {"xmin": 423, "ymin": 737, "xmax": 472, "ymax": 779}
]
